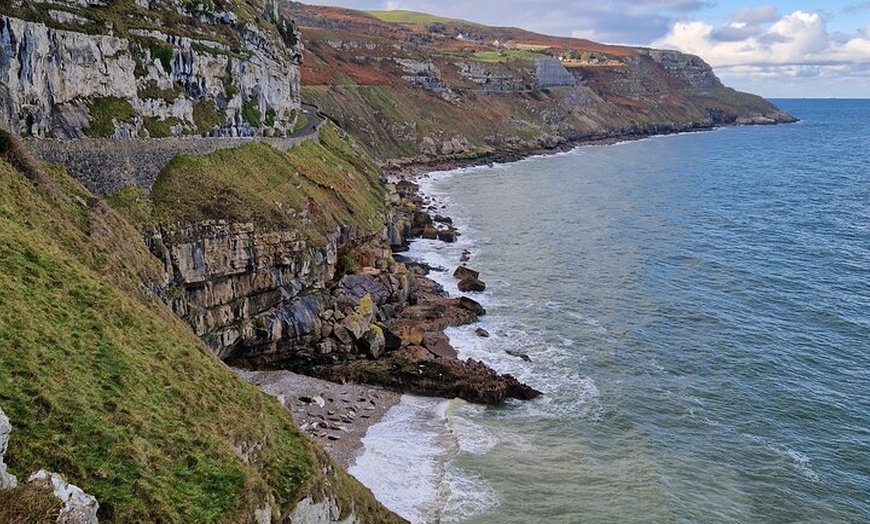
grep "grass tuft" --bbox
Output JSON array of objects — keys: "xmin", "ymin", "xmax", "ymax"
[{"xmin": 0, "ymin": 482, "xmax": 62, "ymax": 524}]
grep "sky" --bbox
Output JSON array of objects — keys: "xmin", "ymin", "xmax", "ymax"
[{"xmin": 301, "ymin": 0, "xmax": 870, "ymax": 98}]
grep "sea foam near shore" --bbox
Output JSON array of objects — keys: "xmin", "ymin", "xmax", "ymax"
[
  {"xmin": 350, "ymin": 167, "xmax": 500, "ymax": 523},
  {"xmin": 352, "ymin": 165, "xmax": 600, "ymax": 523}
]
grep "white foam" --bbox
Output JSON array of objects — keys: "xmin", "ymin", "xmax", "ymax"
[
  {"xmin": 448, "ymin": 404, "xmax": 499, "ymax": 456},
  {"xmin": 785, "ymin": 448, "xmax": 821, "ymax": 482},
  {"xmin": 349, "ymin": 396, "xmax": 454, "ymax": 524},
  {"xmin": 441, "ymin": 463, "xmax": 499, "ymax": 523}
]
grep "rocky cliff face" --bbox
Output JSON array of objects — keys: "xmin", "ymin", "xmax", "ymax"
[
  {"xmin": 153, "ymin": 219, "xmax": 412, "ymax": 367},
  {"xmin": 642, "ymin": 49, "xmax": 722, "ymax": 90},
  {"xmin": 0, "ymin": 0, "xmax": 302, "ymax": 138}
]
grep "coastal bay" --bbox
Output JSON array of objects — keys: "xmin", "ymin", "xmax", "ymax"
[{"xmin": 351, "ymin": 99, "xmax": 870, "ymax": 524}]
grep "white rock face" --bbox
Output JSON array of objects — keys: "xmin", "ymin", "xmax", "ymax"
[
  {"xmin": 28, "ymin": 470, "xmax": 100, "ymax": 524},
  {"xmin": 286, "ymin": 497, "xmax": 360, "ymax": 524},
  {"xmin": 0, "ymin": 16, "xmax": 137, "ymax": 136},
  {"xmin": 0, "ymin": 407, "xmax": 18, "ymax": 490},
  {"xmin": 0, "ymin": 4, "xmax": 302, "ymax": 138}
]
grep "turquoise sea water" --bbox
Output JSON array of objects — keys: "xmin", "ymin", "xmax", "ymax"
[{"xmin": 350, "ymin": 99, "xmax": 870, "ymax": 523}]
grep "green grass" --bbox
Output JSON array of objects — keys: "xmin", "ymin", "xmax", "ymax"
[
  {"xmin": 472, "ymin": 49, "xmax": 542, "ymax": 63},
  {"xmin": 137, "ymin": 81, "xmax": 182, "ymax": 102},
  {"xmin": 366, "ymin": 9, "xmax": 476, "ymax": 25},
  {"xmin": 0, "ymin": 133, "xmax": 402, "ymax": 523},
  {"xmin": 292, "ymin": 112, "xmax": 308, "ymax": 133},
  {"xmin": 0, "ymin": 482, "xmax": 61, "ymax": 524},
  {"xmin": 147, "ymin": 122, "xmax": 385, "ymax": 243},
  {"xmin": 148, "ymin": 41, "xmax": 174, "ymax": 74},
  {"xmin": 0, "ymin": 159, "xmax": 311, "ymax": 522},
  {"xmin": 192, "ymin": 100, "xmax": 224, "ymax": 135},
  {"xmin": 83, "ymin": 97, "xmax": 136, "ymax": 138},
  {"xmin": 242, "ymin": 96, "xmax": 262, "ymax": 128}
]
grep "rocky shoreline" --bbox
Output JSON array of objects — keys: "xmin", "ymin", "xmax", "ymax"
[
  {"xmin": 380, "ymin": 113, "xmax": 797, "ymax": 181},
  {"xmin": 234, "ymin": 119, "xmax": 801, "ymax": 469}
]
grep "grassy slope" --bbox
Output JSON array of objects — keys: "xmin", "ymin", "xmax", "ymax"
[
  {"xmin": 366, "ymin": 10, "xmax": 476, "ymax": 25},
  {"xmin": 0, "ymin": 137, "xmax": 401, "ymax": 522},
  {"xmin": 139, "ymin": 123, "xmax": 385, "ymax": 243}
]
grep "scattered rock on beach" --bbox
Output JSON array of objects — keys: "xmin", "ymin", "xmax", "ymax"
[
  {"xmin": 475, "ymin": 327, "xmax": 490, "ymax": 338},
  {"xmin": 438, "ymin": 228, "xmax": 457, "ymax": 243},
  {"xmin": 422, "ymin": 225, "xmax": 439, "ymax": 239},
  {"xmin": 422, "ymin": 331, "xmax": 459, "ymax": 359},
  {"xmin": 459, "ymin": 296, "xmax": 486, "ymax": 316}
]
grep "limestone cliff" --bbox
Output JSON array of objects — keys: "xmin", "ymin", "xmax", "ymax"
[{"xmin": 0, "ymin": 0, "xmax": 302, "ymax": 138}]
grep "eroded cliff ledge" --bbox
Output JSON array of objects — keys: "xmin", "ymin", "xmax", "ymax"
[{"xmin": 134, "ymin": 127, "xmax": 540, "ymax": 404}]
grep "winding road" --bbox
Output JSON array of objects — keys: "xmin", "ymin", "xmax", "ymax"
[{"xmin": 292, "ymin": 103, "xmax": 325, "ymax": 138}]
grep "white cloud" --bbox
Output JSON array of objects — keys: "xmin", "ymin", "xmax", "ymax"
[
  {"xmin": 655, "ymin": 10, "xmax": 870, "ymax": 68},
  {"xmin": 654, "ymin": 9, "xmax": 870, "ymax": 96}
]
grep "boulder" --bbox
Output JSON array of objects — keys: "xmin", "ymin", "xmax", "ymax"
[
  {"xmin": 505, "ymin": 349, "xmax": 531, "ymax": 362},
  {"xmin": 453, "ymin": 266, "xmax": 480, "ymax": 280},
  {"xmin": 381, "ymin": 325, "xmax": 403, "ymax": 352},
  {"xmin": 459, "ymin": 296, "xmax": 486, "ymax": 316},
  {"xmin": 421, "ymin": 225, "xmax": 439, "ymax": 239},
  {"xmin": 340, "ymin": 314, "xmax": 369, "ymax": 340},
  {"xmin": 336, "ymin": 274, "xmax": 390, "ymax": 305},
  {"xmin": 437, "ymin": 228, "xmax": 457, "ymax": 243},
  {"xmin": 475, "ymin": 327, "xmax": 490, "ymax": 338},
  {"xmin": 332, "ymin": 324, "xmax": 353, "ymax": 346},
  {"xmin": 393, "ymin": 324, "xmax": 424, "ymax": 347},
  {"xmin": 357, "ymin": 325, "xmax": 386, "ymax": 358},
  {"xmin": 412, "ymin": 211, "xmax": 433, "ymax": 229},
  {"xmin": 422, "ymin": 332, "xmax": 458, "ymax": 359},
  {"xmin": 458, "ymin": 277, "xmax": 486, "ymax": 292}
]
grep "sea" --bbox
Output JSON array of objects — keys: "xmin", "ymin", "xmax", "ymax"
[{"xmin": 348, "ymin": 99, "xmax": 870, "ymax": 524}]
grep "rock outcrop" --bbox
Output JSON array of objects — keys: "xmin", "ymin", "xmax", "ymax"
[
  {"xmin": 27, "ymin": 470, "xmax": 99, "ymax": 524},
  {"xmin": 0, "ymin": 407, "xmax": 16, "ymax": 490},
  {"xmin": 1, "ymin": 407, "xmax": 100, "ymax": 524},
  {"xmin": 0, "ymin": 0, "xmax": 303, "ymax": 138}
]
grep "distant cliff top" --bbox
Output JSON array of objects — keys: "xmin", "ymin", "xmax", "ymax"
[{"xmin": 281, "ymin": 3, "xmax": 795, "ymax": 163}]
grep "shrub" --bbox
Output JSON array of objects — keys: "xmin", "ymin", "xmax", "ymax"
[
  {"xmin": 82, "ymin": 97, "xmax": 135, "ymax": 138},
  {"xmin": 148, "ymin": 41, "xmax": 174, "ymax": 74},
  {"xmin": 242, "ymin": 96, "xmax": 261, "ymax": 128},
  {"xmin": 192, "ymin": 100, "xmax": 223, "ymax": 135}
]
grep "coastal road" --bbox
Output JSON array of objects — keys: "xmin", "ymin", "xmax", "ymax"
[{"xmin": 292, "ymin": 103, "xmax": 324, "ymax": 138}]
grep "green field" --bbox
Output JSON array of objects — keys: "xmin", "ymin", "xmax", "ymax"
[{"xmin": 366, "ymin": 9, "xmax": 477, "ymax": 25}]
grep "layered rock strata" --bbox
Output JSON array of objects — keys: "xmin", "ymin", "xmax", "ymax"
[{"xmin": 152, "ymin": 183, "xmax": 540, "ymax": 404}]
